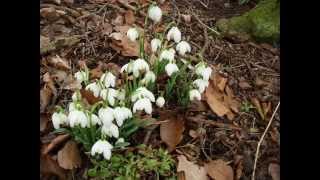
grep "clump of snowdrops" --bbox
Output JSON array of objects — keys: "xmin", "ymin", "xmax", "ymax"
[{"xmin": 51, "ymin": 2, "xmax": 212, "ymax": 167}]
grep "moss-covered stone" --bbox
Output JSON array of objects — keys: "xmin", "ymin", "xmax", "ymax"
[{"xmin": 216, "ymin": 0, "xmax": 280, "ymax": 43}]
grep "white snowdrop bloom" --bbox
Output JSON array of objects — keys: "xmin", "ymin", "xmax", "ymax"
[
  {"xmin": 148, "ymin": 5, "xmax": 162, "ymax": 23},
  {"xmin": 167, "ymin": 26, "xmax": 181, "ymax": 43},
  {"xmin": 117, "ymin": 89, "xmax": 126, "ymax": 101},
  {"xmin": 91, "ymin": 140, "xmax": 113, "ymax": 160},
  {"xmin": 98, "ymin": 107, "xmax": 115, "ymax": 125},
  {"xmin": 165, "ymin": 63, "xmax": 179, "ymax": 76},
  {"xmin": 176, "ymin": 41, "xmax": 191, "ymax": 56},
  {"xmin": 113, "ymin": 107, "xmax": 132, "ymax": 127},
  {"xmin": 72, "ymin": 92, "xmax": 81, "ymax": 101},
  {"xmin": 141, "ymin": 71, "xmax": 156, "ymax": 85},
  {"xmin": 101, "ymin": 123, "xmax": 119, "ymax": 138},
  {"xmin": 151, "ymin": 38, "xmax": 162, "ymax": 52},
  {"xmin": 100, "ymin": 89, "xmax": 108, "ymax": 101},
  {"xmin": 52, "ymin": 112, "xmax": 68, "ymax": 129},
  {"xmin": 100, "ymin": 72, "xmax": 116, "ymax": 88},
  {"xmin": 195, "ymin": 63, "xmax": 212, "ymax": 81},
  {"xmin": 131, "ymin": 87, "xmax": 155, "ymax": 102},
  {"xmin": 133, "ymin": 98, "xmax": 153, "ymax": 114},
  {"xmin": 193, "ymin": 79, "xmax": 209, "ymax": 93},
  {"xmin": 74, "ymin": 71, "xmax": 87, "ymax": 83},
  {"xmin": 127, "ymin": 28, "xmax": 139, "ymax": 42},
  {"xmin": 120, "ymin": 61, "xmax": 133, "ymax": 73},
  {"xmin": 132, "ymin": 58, "xmax": 150, "ymax": 78},
  {"xmin": 68, "ymin": 110, "xmax": 89, "ymax": 128},
  {"xmin": 68, "ymin": 102, "xmax": 77, "ymax": 112},
  {"xmin": 85, "ymin": 82, "xmax": 101, "ymax": 98},
  {"xmin": 116, "ymin": 138, "xmax": 125, "ymax": 144},
  {"xmin": 189, "ymin": 89, "xmax": 201, "ymax": 101},
  {"xmin": 90, "ymin": 114, "xmax": 102, "ymax": 126},
  {"xmin": 107, "ymin": 88, "xmax": 119, "ymax": 106},
  {"xmin": 156, "ymin": 96, "xmax": 165, "ymax": 108},
  {"xmin": 159, "ymin": 48, "xmax": 175, "ymax": 62}
]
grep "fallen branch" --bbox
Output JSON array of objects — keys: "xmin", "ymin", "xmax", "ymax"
[
  {"xmin": 251, "ymin": 101, "xmax": 280, "ymax": 180},
  {"xmin": 187, "ymin": 117, "xmax": 242, "ymax": 130}
]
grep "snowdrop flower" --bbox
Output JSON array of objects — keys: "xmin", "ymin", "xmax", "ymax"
[
  {"xmin": 132, "ymin": 58, "xmax": 150, "ymax": 78},
  {"xmin": 127, "ymin": 28, "xmax": 139, "ymax": 42},
  {"xmin": 165, "ymin": 63, "xmax": 179, "ymax": 76},
  {"xmin": 113, "ymin": 107, "xmax": 132, "ymax": 127},
  {"xmin": 100, "ymin": 72, "xmax": 116, "ymax": 88},
  {"xmin": 52, "ymin": 112, "xmax": 68, "ymax": 129},
  {"xmin": 68, "ymin": 110, "xmax": 89, "ymax": 128},
  {"xmin": 120, "ymin": 61, "xmax": 133, "ymax": 73},
  {"xmin": 101, "ymin": 123, "xmax": 119, "ymax": 138},
  {"xmin": 176, "ymin": 41, "xmax": 191, "ymax": 56},
  {"xmin": 68, "ymin": 102, "xmax": 77, "ymax": 112},
  {"xmin": 100, "ymin": 88, "xmax": 118, "ymax": 106},
  {"xmin": 167, "ymin": 26, "xmax": 181, "ymax": 43},
  {"xmin": 151, "ymin": 38, "xmax": 162, "ymax": 52},
  {"xmin": 72, "ymin": 91, "xmax": 81, "ymax": 101},
  {"xmin": 195, "ymin": 63, "xmax": 212, "ymax": 81},
  {"xmin": 133, "ymin": 98, "xmax": 153, "ymax": 114},
  {"xmin": 148, "ymin": 5, "xmax": 162, "ymax": 23},
  {"xmin": 91, "ymin": 140, "xmax": 113, "ymax": 160},
  {"xmin": 90, "ymin": 114, "xmax": 102, "ymax": 126},
  {"xmin": 131, "ymin": 87, "xmax": 155, "ymax": 102},
  {"xmin": 98, "ymin": 107, "xmax": 114, "ymax": 125},
  {"xmin": 141, "ymin": 71, "xmax": 156, "ymax": 85},
  {"xmin": 85, "ymin": 82, "xmax": 101, "ymax": 98},
  {"xmin": 193, "ymin": 79, "xmax": 209, "ymax": 93},
  {"xmin": 116, "ymin": 138, "xmax": 125, "ymax": 144},
  {"xmin": 189, "ymin": 89, "xmax": 201, "ymax": 101},
  {"xmin": 117, "ymin": 89, "xmax": 126, "ymax": 101},
  {"xmin": 74, "ymin": 70, "xmax": 88, "ymax": 83},
  {"xmin": 159, "ymin": 48, "xmax": 175, "ymax": 62},
  {"xmin": 156, "ymin": 96, "xmax": 165, "ymax": 108}
]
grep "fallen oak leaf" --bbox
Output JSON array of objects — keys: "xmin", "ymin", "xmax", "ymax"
[
  {"xmin": 57, "ymin": 140, "xmax": 82, "ymax": 170},
  {"xmin": 42, "ymin": 134, "xmax": 70, "ymax": 155},
  {"xmin": 204, "ymin": 159, "xmax": 234, "ymax": 180},
  {"xmin": 160, "ymin": 115, "xmax": 185, "ymax": 152},
  {"xmin": 40, "ymin": 154, "xmax": 67, "ymax": 180},
  {"xmin": 80, "ymin": 89, "xmax": 102, "ymax": 105},
  {"xmin": 177, "ymin": 155, "xmax": 209, "ymax": 180}
]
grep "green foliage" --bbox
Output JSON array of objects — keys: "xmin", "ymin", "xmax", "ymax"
[
  {"xmin": 240, "ymin": 101, "xmax": 255, "ymax": 113},
  {"xmin": 239, "ymin": 0, "xmax": 250, "ymax": 5},
  {"xmin": 87, "ymin": 145, "xmax": 176, "ymax": 179}
]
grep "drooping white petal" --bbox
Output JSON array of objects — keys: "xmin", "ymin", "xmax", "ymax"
[
  {"xmin": 159, "ymin": 48, "xmax": 175, "ymax": 62},
  {"xmin": 91, "ymin": 140, "xmax": 113, "ymax": 160},
  {"xmin": 132, "ymin": 58, "xmax": 150, "ymax": 78},
  {"xmin": 189, "ymin": 89, "xmax": 201, "ymax": 101},
  {"xmin": 141, "ymin": 71, "xmax": 156, "ymax": 85},
  {"xmin": 176, "ymin": 41, "xmax": 191, "ymax": 56},
  {"xmin": 148, "ymin": 6, "xmax": 162, "ymax": 23},
  {"xmin": 74, "ymin": 71, "xmax": 87, "ymax": 83},
  {"xmin": 127, "ymin": 28, "xmax": 139, "ymax": 42},
  {"xmin": 85, "ymin": 82, "xmax": 101, "ymax": 97},
  {"xmin": 167, "ymin": 26, "xmax": 181, "ymax": 43},
  {"xmin": 100, "ymin": 72, "xmax": 116, "ymax": 88},
  {"xmin": 68, "ymin": 110, "xmax": 89, "ymax": 128},
  {"xmin": 165, "ymin": 63, "xmax": 179, "ymax": 76},
  {"xmin": 131, "ymin": 87, "xmax": 155, "ymax": 102},
  {"xmin": 101, "ymin": 123, "xmax": 119, "ymax": 138},
  {"xmin": 156, "ymin": 96, "xmax": 165, "ymax": 108},
  {"xmin": 151, "ymin": 38, "xmax": 162, "ymax": 52},
  {"xmin": 52, "ymin": 112, "xmax": 68, "ymax": 129},
  {"xmin": 193, "ymin": 79, "xmax": 209, "ymax": 93},
  {"xmin": 107, "ymin": 88, "xmax": 119, "ymax": 106},
  {"xmin": 98, "ymin": 107, "xmax": 114, "ymax": 125},
  {"xmin": 133, "ymin": 98, "xmax": 152, "ymax": 114},
  {"xmin": 90, "ymin": 114, "xmax": 102, "ymax": 126}
]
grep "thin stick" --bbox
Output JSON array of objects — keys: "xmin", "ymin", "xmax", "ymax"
[
  {"xmin": 191, "ymin": 12, "xmax": 220, "ymax": 36},
  {"xmin": 251, "ymin": 101, "xmax": 280, "ymax": 180}
]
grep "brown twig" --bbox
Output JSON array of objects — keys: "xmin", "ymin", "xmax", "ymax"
[
  {"xmin": 200, "ymin": 27, "xmax": 209, "ymax": 55},
  {"xmin": 187, "ymin": 117, "xmax": 242, "ymax": 130},
  {"xmin": 251, "ymin": 101, "xmax": 280, "ymax": 180},
  {"xmin": 191, "ymin": 11, "xmax": 220, "ymax": 36}
]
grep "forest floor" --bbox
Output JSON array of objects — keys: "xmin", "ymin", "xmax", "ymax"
[{"xmin": 40, "ymin": 0, "xmax": 280, "ymax": 180}]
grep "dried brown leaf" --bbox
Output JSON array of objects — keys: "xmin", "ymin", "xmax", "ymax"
[
  {"xmin": 238, "ymin": 81, "xmax": 252, "ymax": 89},
  {"xmin": 80, "ymin": 89, "xmax": 102, "ymax": 105},
  {"xmin": 177, "ymin": 155, "xmax": 209, "ymax": 180},
  {"xmin": 62, "ymin": 74, "xmax": 82, "ymax": 90},
  {"xmin": 160, "ymin": 115, "xmax": 185, "ymax": 152},
  {"xmin": 268, "ymin": 163, "xmax": 280, "ymax": 180},
  {"xmin": 40, "ymin": 155, "xmax": 67, "ymax": 180},
  {"xmin": 51, "ymin": 70, "xmax": 68, "ymax": 83},
  {"xmin": 102, "ymin": 22, "xmax": 113, "ymax": 35},
  {"xmin": 49, "ymin": 55, "xmax": 71, "ymax": 70},
  {"xmin": 204, "ymin": 159, "xmax": 234, "ymax": 180},
  {"xmin": 213, "ymin": 73, "xmax": 228, "ymax": 92},
  {"xmin": 40, "ymin": 113, "xmax": 50, "ymax": 132},
  {"xmin": 40, "ymin": 85, "xmax": 53, "ymax": 112},
  {"xmin": 181, "ymin": 14, "xmax": 191, "ymax": 23},
  {"xmin": 125, "ymin": 10, "xmax": 135, "ymax": 25},
  {"xmin": 42, "ymin": 134, "xmax": 70, "ymax": 155},
  {"xmin": 205, "ymin": 80, "xmax": 230, "ymax": 117},
  {"xmin": 57, "ymin": 141, "xmax": 82, "ymax": 170}
]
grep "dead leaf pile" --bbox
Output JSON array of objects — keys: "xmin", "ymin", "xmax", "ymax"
[
  {"xmin": 205, "ymin": 159, "xmax": 234, "ymax": 180},
  {"xmin": 160, "ymin": 111, "xmax": 185, "ymax": 152},
  {"xmin": 205, "ymin": 70, "xmax": 240, "ymax": 120},
  {"xmin": 40, "ymin": 73, "xmax": 58, "ymax": 112},
  {"xmin": 57, "ymin": 140, "xmax": 82, "ymax": 170}
]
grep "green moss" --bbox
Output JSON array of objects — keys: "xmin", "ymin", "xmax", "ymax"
[{"xmin": 216, "ymin": 0, "xmax": 280, "ymax": 43}]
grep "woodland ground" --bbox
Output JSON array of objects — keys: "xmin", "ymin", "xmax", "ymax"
[{"xmin": 40, "ymin": 0, "xmax": 280, "ymax": 179}]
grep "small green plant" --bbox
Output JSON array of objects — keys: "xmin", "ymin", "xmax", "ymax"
[
  {"xmin": 240, "ymin": 101, "xmax": 255, "ymax": 113},
  {"xmin": 87, "ymin": 145, "xmax": 176, "ymax": 180}
]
